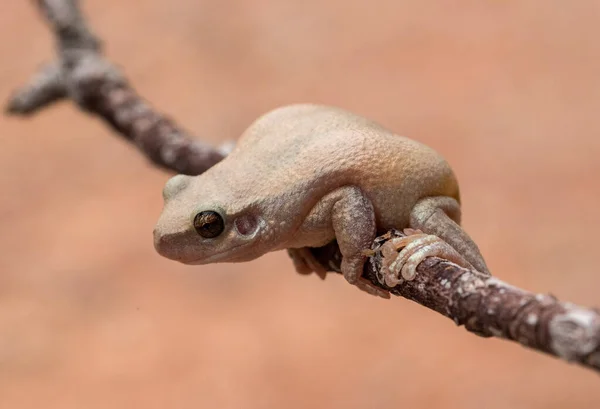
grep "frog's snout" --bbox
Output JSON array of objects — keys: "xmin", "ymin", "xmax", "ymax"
[{"xmin": 153, "ymin": 225, "xmax": 176, "ymax": 260}]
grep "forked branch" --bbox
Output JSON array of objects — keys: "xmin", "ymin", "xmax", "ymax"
[{"xmin": 6, "ymin": 0, "xmax": 225, "ymax": 175}]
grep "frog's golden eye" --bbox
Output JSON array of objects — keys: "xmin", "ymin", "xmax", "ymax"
[{"xmin": 193, "ymin": 211, "xmax": 225, "ymax": 238}]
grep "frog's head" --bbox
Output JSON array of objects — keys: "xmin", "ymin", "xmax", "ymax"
[{"xmin": 153, "ymin": 174, "xmax": 266, "ymax": 265}]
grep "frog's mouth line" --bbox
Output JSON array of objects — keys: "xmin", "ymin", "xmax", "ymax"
[{"xmin": 185, "ymin": 241, "xmax": 256, "ymax": 265}]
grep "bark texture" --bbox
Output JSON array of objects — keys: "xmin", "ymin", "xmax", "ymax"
[{"xmin": 311, "ymin": 230, "xmax": 600, "ymax": 373}]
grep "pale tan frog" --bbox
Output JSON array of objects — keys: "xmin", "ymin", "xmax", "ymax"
[{"xmin": 153, "ymin": 104, "xmax": 489, "ymax": 298}]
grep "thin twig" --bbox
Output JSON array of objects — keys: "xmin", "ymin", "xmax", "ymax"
[
  {"xmin": 6, "ymin": 0, "xmax": 600, "ymax": 375},
  {"xmin": 6, "ymin": 0, "xmax": 226, "ymax": 175}
]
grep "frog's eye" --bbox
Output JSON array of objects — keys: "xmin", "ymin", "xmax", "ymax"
[{"xmin": 193, "ymin": 211, "xmax": 225, "ymax": 238}]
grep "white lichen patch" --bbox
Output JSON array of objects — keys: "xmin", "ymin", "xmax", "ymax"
[
  {"xmin": 526, "ymin": 313, "xmax": 538, "ymax": 326},
  {"xmin": 161, "ymin": 144, "xmax": 177, "ymax": 164},
  {"xmin": 459, "ymin": 277, "xmax": 486, "ymax": 295},
  {"xmin": 133, "ymin": 117, "xmax": 154, "ymax": 134},
  {"xmin": 484, "ymin": 277, "xmax": 525, "ymax": 298},
  {"xmin": 132, "ymin": 102, "xmax": 150, "ymax": 116},
  {"xmin": 549, "ymin": 308, "xmax": 600, "ymax": 361}
]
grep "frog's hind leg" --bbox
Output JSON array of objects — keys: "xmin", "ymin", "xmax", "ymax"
[
  {"xmin": 410, "ymin": 197, "xmax": 489, "ymax": 272},
  {"xmin": 401, "ymin": 196, "xmax": 490, "ymax": 277},
  {"xmin": 382, "ymin": 197, "xmax": 490, "ymax": 287}
]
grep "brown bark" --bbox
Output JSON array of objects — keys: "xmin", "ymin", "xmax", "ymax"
[
  {"xmin": 6, "ymin": 0, "xmax": 600, "ymax": 374},
  {"xmin": 311, "ymin": 231, "xmax": 600, "ymax": 373},
  {"xmin": 6, "ymin": 0, "xmax": 226, "ymax": 175}
]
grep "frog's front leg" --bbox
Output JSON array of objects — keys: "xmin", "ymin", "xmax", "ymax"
[
  {"xmin": 288, "ymin": 186, "xmax": 390, "ymax": 299},
  {"xmin": 330, "ymin": 186, "xmax": 390, "ymax": 299}
]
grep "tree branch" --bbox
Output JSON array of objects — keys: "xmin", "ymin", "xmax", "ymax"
[
  {"xmin": 311, "ymin": 231, "xmax": 600, "ymax": 374},
  {"xmin": 5, "ymin": 62, "xmax": 66, "ymax": 114},
  {"xmin": 6, "ymin": 0, "xmax": 226, "ymax": 175},
  {"xmin": 6, "ymin": 0, "xmax": 600, "ymax": 375}
]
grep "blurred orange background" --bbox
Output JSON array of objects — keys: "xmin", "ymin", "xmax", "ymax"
[{"xmin": 2, "ymin": 1, "xmax": 600, "ymax": 408}]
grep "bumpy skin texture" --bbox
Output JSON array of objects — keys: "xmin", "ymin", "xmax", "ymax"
[{"xmin": 153, "ymin": 104, "xmax": 489, "ymax": 298}]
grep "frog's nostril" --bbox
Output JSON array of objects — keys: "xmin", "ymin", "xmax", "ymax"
[{"xmin": 153, "ymin": 228, "xmax": 175, "ymax": 258}]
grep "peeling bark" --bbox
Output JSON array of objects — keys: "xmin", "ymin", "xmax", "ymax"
[{"xmin": 6, "ymin": 0, "xmax": 600, "ymax": 375}]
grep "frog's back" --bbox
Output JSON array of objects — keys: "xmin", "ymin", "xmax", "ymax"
[{"xmin": 231, "ymin": 104, "xmax": 460, "ymax": 228}]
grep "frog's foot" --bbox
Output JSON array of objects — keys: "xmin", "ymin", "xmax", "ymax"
[
  {"xmin": 381, "ymin": 228, "xmax": 472, "ymax": 288},
  {"xmin": 287, "ymin": 247, "xmax": 328, "ymax": 280},
  {"xmin": 341, "ymin": 255, "xmax": 391, "ymax": 299},
  {"xmin": 354, "ymin": 276, "xmax": 391, "ymax": 299}
]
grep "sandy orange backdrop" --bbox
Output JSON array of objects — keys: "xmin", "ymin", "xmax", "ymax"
[{"xmin": 1, "ymin": 1, "xmax": 600, "ymax": 408}]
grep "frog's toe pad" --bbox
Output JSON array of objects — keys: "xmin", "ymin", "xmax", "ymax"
[{"xmin": 382, "ymin": 233, "xmax": 469, "ymax": 287}]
